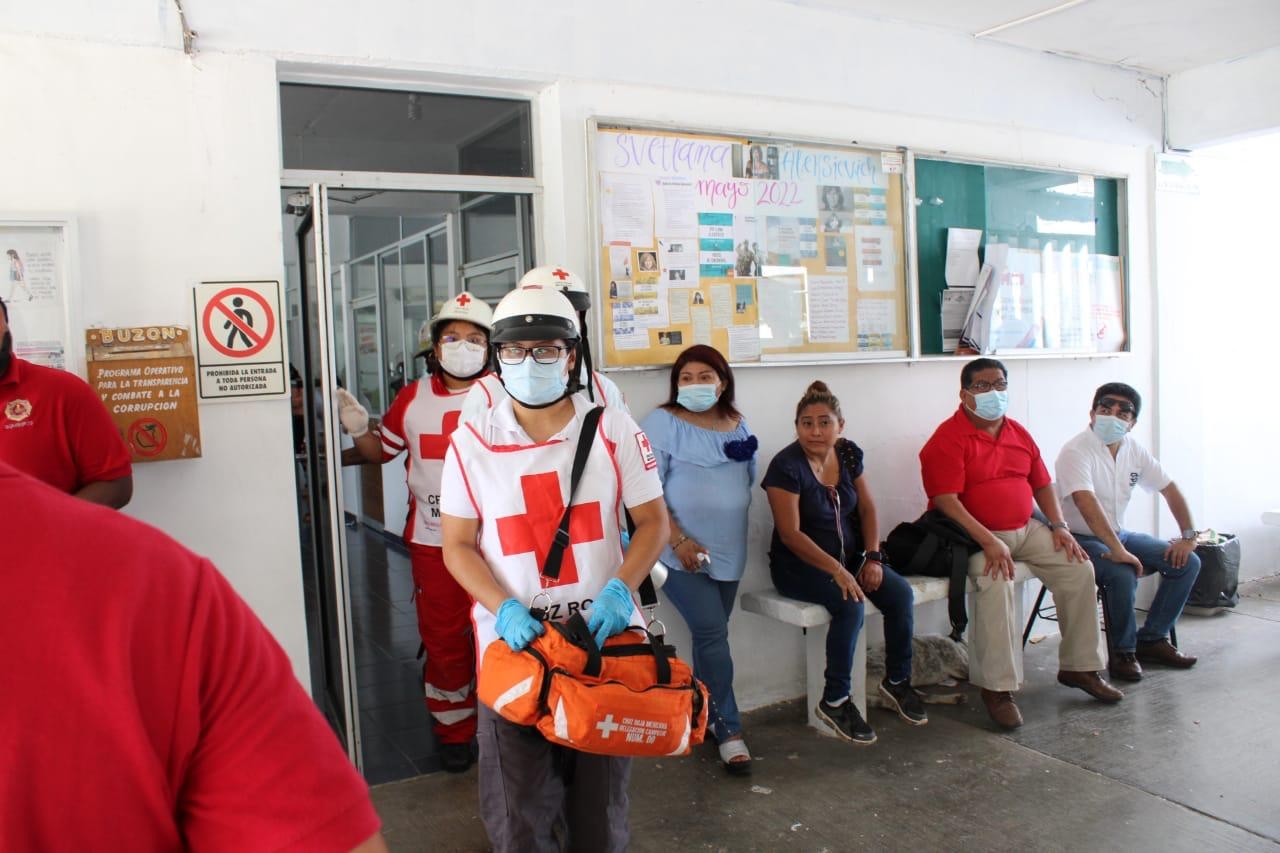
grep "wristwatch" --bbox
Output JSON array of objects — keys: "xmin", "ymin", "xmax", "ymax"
[
  {"xmin": 863, "ymin": 550, "xmax": 884, "ymax": 563},
  {"xmin": 1181, "ymin": 528, "xmax": 1198, "ymax": 541},
  {"xmin": 1048, "ymin": 521, "xmax": 1070, "ymax": 532}
]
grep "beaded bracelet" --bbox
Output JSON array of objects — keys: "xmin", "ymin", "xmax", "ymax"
[{"xmin": 672, "ymin": 535, "xmax": 690, "ymax": 550}]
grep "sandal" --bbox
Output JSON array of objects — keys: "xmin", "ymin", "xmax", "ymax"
[{"xmin": 717, "ymin": 735, "xmax": 753, "ymax": 777}]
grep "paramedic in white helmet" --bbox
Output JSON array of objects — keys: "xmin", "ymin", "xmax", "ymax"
[
  {"xmin": 336, "ymin": 291, "xmax": 493, "ymax": 774},
  {"xmin": 459, "ymin": 265, "xmax": 628, "ymax": 425},
  {"xmin": 440, "ymin": 285, "xmax": 667, "ymax": 852}
]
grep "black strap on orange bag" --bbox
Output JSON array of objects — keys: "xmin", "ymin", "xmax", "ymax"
[
  {"xmin": 537, "ymin": 405, "xmax": 660, "ymax": 618},
  {"xmin": 540, "ymin": 405, "xmax": 603, "ymax": 585}
]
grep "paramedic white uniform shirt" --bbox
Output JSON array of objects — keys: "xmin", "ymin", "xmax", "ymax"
[
  {"xmin": 376, "ymin": 373, "xmax": 472, "ymax": 546},
  {"xmin": 441, "ymin": 394, "xmax": 663, "ymax": 652},
  {"xmin": 1055, "ymin": 428, "xmax": 1172, "ymax": 535},
  {"xmin": 459, "ymin": 368, "xmax": 629, "ymax": 427}
]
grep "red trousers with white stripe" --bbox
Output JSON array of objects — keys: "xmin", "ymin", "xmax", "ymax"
[{"xmin": 410, "ymin": 543, "xmax": 477, "ymax": 745}]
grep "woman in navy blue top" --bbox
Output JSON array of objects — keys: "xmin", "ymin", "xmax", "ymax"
[
  {"xmin": 641, "ymin": 345, "xmax": 757, "ymax": 776},
  {"xmin": 762, "ymin": 381, "xmax": 926, "ymax": 744}
]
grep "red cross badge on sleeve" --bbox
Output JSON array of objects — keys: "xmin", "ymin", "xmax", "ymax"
[{"xmin": 635, "ymin": 431, "xmax": 657, "ymax": 470}]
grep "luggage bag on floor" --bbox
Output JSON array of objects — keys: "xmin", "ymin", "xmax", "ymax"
[{"xmin": 1187, "ymin": 532, "xmax": 1240, "ymax": 608}]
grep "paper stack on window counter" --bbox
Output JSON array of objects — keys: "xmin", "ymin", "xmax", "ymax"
[{"xmin": 941, "ymin": 228, "xmax": 983, "ymax": 353}]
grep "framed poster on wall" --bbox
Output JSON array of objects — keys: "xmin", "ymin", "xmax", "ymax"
[
  {"xmin": 0, "ymin": 214, "xmax": 81, "ymax": 374},
  {"xmin": 590, "ymin": 122, "xmax": 911, "ymax": 368}
]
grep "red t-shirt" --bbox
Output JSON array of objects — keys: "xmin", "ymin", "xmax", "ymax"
[
  {"xmin": 919, "ymin": 407, "xmax": 1051, "ymax": 532},
  {"xmin": 0, "ymin": 463, "xmax": 380, "ymax": 851},
  {"xmin": 0, "ymin": 357, "xmax": 132, "ymax": 493}
]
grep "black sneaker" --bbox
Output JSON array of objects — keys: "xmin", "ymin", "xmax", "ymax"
[
  {"xmin": 815, "ymin": 698, "xmax": 877, "ymax": 745},
  {"xmin": 878, "ymin": 678, "xmax": 928, "ymax": 726}
]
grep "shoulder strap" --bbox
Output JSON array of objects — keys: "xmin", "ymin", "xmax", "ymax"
[{"xmin": 541, "ymin": 406, "xmax": 605, "ymax": 582}]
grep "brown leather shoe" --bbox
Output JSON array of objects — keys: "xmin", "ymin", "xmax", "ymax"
[
  {"xmin": 1108, "ymin": 652, "xmax": 1143, "ymax": 682},
  {"xmin": 980, "ymin": 688, "xmax": 1023, "ymax": 729},
  {"xmin": 1057, "ymin": 670, "xmax": 1124, "ymax": 703},
  {"xmin": 1136, "ymin": 638, "xmax": 1198, "ymax": 669}
]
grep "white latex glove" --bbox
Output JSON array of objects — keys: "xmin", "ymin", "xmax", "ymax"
[{"xmin": 335, "ymin": 387, "xmax": 369, "ymax": 437}]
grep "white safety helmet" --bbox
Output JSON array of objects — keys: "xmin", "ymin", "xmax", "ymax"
[
  {"xmin": 414, "ymin": 291, "xmax": 494, "ymax": 357},
  {"xmin": 519, "ymin": 265, "xmax": 590, "ymax": 313},
  {"xmin": 490, "ymin": 285, "xmax": 579, "ymax": 344}
]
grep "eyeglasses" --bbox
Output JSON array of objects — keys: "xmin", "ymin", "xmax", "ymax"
[
  {"xmin": 1095, "ymin": 396, "xmax": 1137, "ymax": 421},
  {"xmin": 496, "ymin": 344, "xmax": 567, "ymax": 365},
  {"xmin": 966, "ymin": 380, "xmax": 1008, "ymax": 393},
  {"xmin": 438, "ymin": 333, "xmax": 487, "ymax": 346}
]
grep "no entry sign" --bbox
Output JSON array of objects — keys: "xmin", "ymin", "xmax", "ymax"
[{"xmin": 193, "ymin": 280, "xmax": 286, "ymax": 399}]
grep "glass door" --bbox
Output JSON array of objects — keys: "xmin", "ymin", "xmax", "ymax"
[
  {"xmin": 350, "ymin": 298, "xmax": 385, "ymax": 529},
  {"xmin": 293, "ymin": 185, "xmax": 361, "ymax": 766}
]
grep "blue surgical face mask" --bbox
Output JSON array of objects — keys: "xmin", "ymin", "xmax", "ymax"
[
  {"xmin": 1091, "ymin": 414, "xmax": 1129, "ymax": 445},
  {"xmin": 500, "ymin": 355, "xmax": 569, "ymax": 407},
  {"xmin": 967, "ymin": 389, "xmax": 1008, "ymax": 421},
  {"xmin": 676, "ymin": 383, "xmax": 719, "ymax": 413}
]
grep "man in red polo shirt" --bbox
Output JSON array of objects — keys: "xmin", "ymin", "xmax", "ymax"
[
  {"xmin": 0, "ymin": 297, "xmax": 132, "ymax": 507},
  {"xmin": 0, "ymin": 460, "xmax": 386, "ymax": 851},
  {"xmin": 919, "ymin": 358, "xmax": 1121, "ymax": 730}
]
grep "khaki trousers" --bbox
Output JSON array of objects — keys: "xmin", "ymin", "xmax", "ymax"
[{"xmin": 967, "ymin": 520, "xmax": 1105, "ymax": 692}]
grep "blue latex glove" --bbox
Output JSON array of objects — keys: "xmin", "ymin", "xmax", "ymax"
[
  {"xmin": 587, "ymin": 578, "xmax": 634, "ymax": 647},
  {"xmin": 495, "ymin": 598, "xmax": 545, "ymax": 651},
  {"xmin": 620, "ymin": 529, "xmax": 631, "ymax": 551}
]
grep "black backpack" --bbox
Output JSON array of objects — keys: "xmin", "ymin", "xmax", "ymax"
[{"xmin": 882, "ymin": 510, "xmax": 980, "ymax": 641}]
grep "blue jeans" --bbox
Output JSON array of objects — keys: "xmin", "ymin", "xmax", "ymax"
[
  {"xmin": 660, "ymin": 568, "xmax": 742, "ymax": 742},
  {"xmin": 1075, "ymin": 531, "xmax": 1201, "ymax": 652},
  {"xmin": 770, "ymin": 560, "xmax": 914, "ymax": 704}
]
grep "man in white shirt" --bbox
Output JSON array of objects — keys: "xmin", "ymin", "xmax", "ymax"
[{"xmin": 1054, "ymin": 382, "xmax": 1200, "ymax": 682}]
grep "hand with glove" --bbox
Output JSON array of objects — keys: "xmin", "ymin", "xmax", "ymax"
[
  {"xmin": 587, "ymin": 578, "xmax": 635, "ymax": 647},
  {"xmin": 495, "ymin": 598, "xmax": 545, "ymax": 651},
  {"xmin": 335, "ymin": 387, "xmax": 369, "ymax": 438}
]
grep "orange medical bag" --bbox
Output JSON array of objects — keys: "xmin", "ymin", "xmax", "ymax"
[{"xmin": 477, "ymin": 612, "xmax": 708, "ymax": 757}]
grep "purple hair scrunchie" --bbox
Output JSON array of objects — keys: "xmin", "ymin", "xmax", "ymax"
[{"xmin": 723, "ymin": 434, "xmax": 758, "ymax": 462}]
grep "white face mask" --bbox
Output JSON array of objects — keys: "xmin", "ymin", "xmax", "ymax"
[
  {"xmin": 1091, "ymin": 414, "xmax": 1129, "ymax": 445},
  {"xmin": 438, "ymin": 340, "xmax": 487, "ymax": 378}
]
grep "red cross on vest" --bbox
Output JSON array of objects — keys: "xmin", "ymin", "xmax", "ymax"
[
  {"xmin": 419, "ymin": 410, "xmax": 461, "ymax": 460},
  {"xmin": 551, "ymin": 268, "xmax": 570, "ymax": 281},
  {"xmin": 497, "ymin": 471, "xmax": 603, "ymax": 587},
  {"xmin": 455, "ymin": 292, "xmax": 472, "ymax": 307}
]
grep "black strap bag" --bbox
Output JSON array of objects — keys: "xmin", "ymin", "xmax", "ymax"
[
  {"xmin": 535, "ymin": 406, "xmax": 662, "ymax": 626},
  {"xmin": 882, "ymin": 509, "xmax": 980, "ymax": 641}
]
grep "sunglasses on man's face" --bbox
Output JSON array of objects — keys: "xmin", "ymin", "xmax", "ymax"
[{"xmin": 1095, "ymin": 397, "xmax": 1137, "ymax": 420}]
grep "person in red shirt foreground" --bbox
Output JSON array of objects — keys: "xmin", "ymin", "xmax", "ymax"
[
  {"xmin": 0, "ymin": 461, "xmax": 386, "ymax": 852},
  {"xmin": 918, "ymin": 358, "xmax": 1122, "ymax": 730},
  {"xmin": 0, "ymin": 296, "xmax": 132, "ymax": 507}
]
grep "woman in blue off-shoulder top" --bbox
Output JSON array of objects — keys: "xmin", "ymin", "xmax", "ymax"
[{"xmin": 640, "ymin": 345, "xmax": 757, "ymax": 776}]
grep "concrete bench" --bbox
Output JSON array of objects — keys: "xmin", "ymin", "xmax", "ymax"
[{"xmin": 741, "ymin": 564, "xmax": 1034, "ymax": 735}]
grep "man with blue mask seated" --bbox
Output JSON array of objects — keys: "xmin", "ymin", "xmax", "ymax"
[
  {"xmin": 1055, "ymin": 382, "xmax": 1200, "ymax": 682},
  {"xmin": 919, "ymin": 358, "xmax": 1122, "ymax": 730}
]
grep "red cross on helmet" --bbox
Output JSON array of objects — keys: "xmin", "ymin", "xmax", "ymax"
[
  {"xmin": 490, "ymin": 285, "xmax": 579, "ymax": 344},
  {"xmin": 519, "ymin": 265, "xmax": 590, "ymax": 312},
  {"xmin": 415, "ymin": 291, "xmax": 494, "ymax": 356}
]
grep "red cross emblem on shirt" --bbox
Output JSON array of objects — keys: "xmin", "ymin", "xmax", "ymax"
[
  {"xmin": 419, "ymin": 410, "xmax": 461, "ymax": 460},
  {"xmin": 551, "ymin": 268, "xmax": 570, "ymax": 281},
  {"xmin": 455, "ymin": 292, "xmax": 472, "ymax": 307},
  {"xmin": 497, "ymin": 471, "xmax": 603, "ymax": 587}
]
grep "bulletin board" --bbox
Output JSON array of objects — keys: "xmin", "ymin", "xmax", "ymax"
[
  {"xmin": 913, "ymin": 157, "xmax": 1128, "ymax": 357},
  {"xmin": 591, "ymin": 123, "xmax": 910, "ymax": 368}
]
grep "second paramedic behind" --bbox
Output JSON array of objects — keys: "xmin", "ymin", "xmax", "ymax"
[
  {"xmin": 440, "ymin": 286, "xmax": 667, "ymax": 853},
  {"xmin": 338, "ymin": 292, "xmax": 495, "ymax": 774}
]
